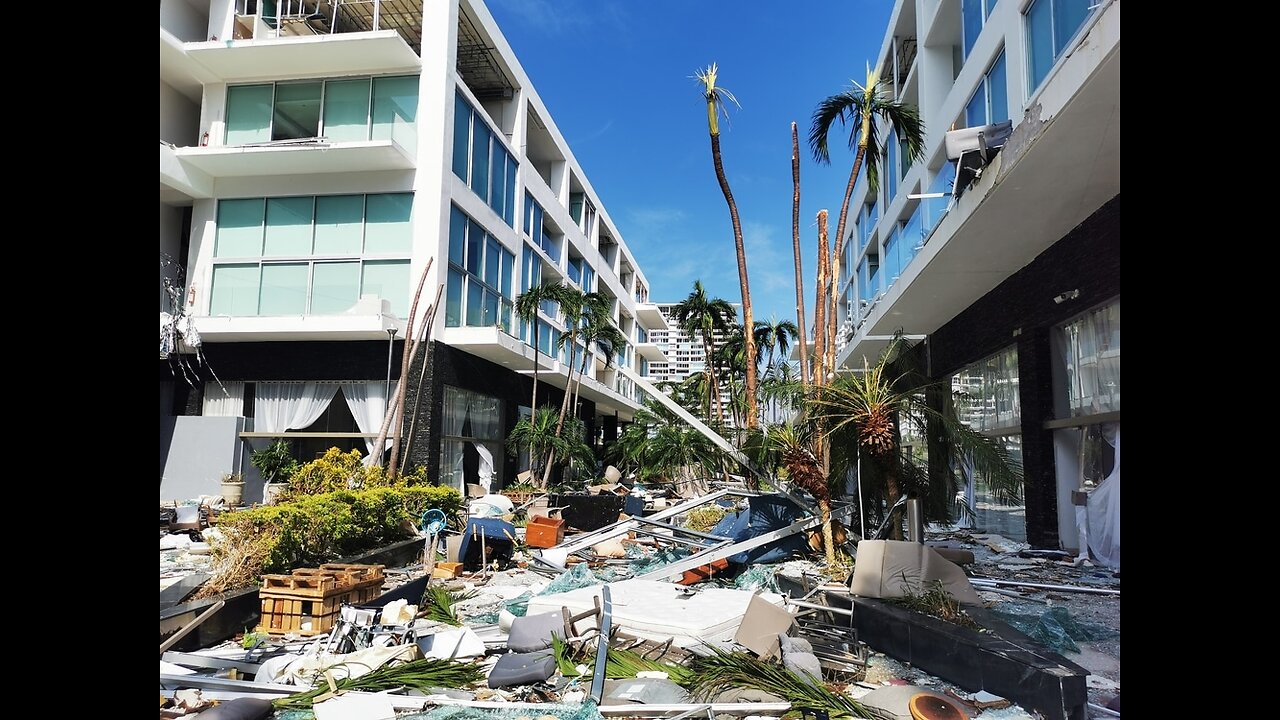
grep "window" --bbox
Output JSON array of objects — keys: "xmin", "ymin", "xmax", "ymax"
[
  {"xmin": 452, "ymin": 91, "xmax": 517, "ymax": 226},
  {"xmin": 965, "ymin": 50, "xmax": 1009, "ymax": 128},
  {"xmin": 951, "ymin": 345, "xmax": 1021, "ymax": 433},
  {"xmin": 223, "ymin": 75, "xmax": 417, "ymax": 151},
  {"xmin": 962, "ymin": 0, "xmax": 998, "ymax": 59},
  {"xmin": 445, "ymin": 205, "xmax": 516, "ymax": 333},
  {"xmin": 1026, "ymin": 0, "xmax": 1092, "ymax": 93},
  {"xmin": 439, "ymin": 386, "xmax": 504, "ymax": 493},
  {"xmin": 1057, "ymin": 300, "xmax": 1120, "ymax": 417},
  {"xmin": 858, "ymin": 256, "xmax": 880, "ymax": 302},
  {"xmin": 209, "ymin": 193, "xmax": 412, "ymax": 318}
]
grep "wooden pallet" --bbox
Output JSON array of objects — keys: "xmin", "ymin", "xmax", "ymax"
[{"xmin": 256, "ymin": 564, "xmax": 386, "ymax": 635}]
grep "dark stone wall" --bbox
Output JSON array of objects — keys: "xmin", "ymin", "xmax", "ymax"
[{"xmin": 927, "ymin": 195, "xmax": 1120, "ymax": 548}]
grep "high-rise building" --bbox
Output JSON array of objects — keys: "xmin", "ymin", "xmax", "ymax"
[
  {"xmin": 160, "ymin": 0, "xmax": 670, "ymax": 501},
  {"xmin": 647, "ymin": 302, "xmax": 738, "ymax": 427}
]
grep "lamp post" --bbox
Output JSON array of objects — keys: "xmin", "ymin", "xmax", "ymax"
[{"xmin": 385, "ymin": 328, "xmax": 398, "ymax": 415}]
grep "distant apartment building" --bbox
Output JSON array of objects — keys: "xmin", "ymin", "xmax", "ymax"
[
  {"xmin": 160, "ymin": 0, "xmax": 669, "ymax": 501},
  {"xmin": 646, "ymin": 302, "xmax": 738, "ymax": 427}
]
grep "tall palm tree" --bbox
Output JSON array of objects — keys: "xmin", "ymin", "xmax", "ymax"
[
  {"xmin": 807, "ymin": 337, "xmax": 1022, "ymax": 539},
  {"xmin": 670, "ymin": 280, "xmax": 735, "ymax": 428},
  {"xmin": 790, "ymin": 122, "xmax": 810, "ymax": 387},
  {"xmin": 540, "ymin": 287, "xmax": 610, "ymax": 487},
  {"xmin": 755, "ymin": 317, "xmax": 799, "ymax": 373},
  {"xmin": 572, "ymin": 306, "xmax": 628, "ymax": 413},
  {"xmin": 514, "ymin": 281, "xmax": 568, "ymax": 421},
  {"xmin": 813, "ymin": 211, "xmax": 830, "ymax": 389},
  {"xmin": 695, "ymin": 63, "xmax": 759, "ymax": 429},
  {"xmin": 809, "ymin": 65, "xmax": 925, "ymax": 377}
]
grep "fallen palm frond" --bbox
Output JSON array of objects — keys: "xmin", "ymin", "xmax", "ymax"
[
  {"xmin": 551, "ymin": 634, "xmax": 693, "ymax": 685},
  {"xmin": 686, "ymin": 647, "xmax": 874, "ymax": 718},
  {"xmin": 272, "ymin": 658, "xmax": 484, "ymax": 709},
  {"xmin": 889, "ymin": 579, "xmax": 980, "ymax": 630},
  {"xmin": 423, "ymin": 585, "xmax": 480, "ymax": 626}
]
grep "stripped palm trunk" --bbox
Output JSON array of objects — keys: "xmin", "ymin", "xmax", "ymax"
[
  {"xmin": 791, "ymin": 123, "xmax": 811, "ymax": 387},
  {"xmin": 782, "ymin": 438, "xmax": 836, "ymax": 570}
]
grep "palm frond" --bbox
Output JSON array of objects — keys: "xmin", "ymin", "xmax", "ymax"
[
  {"xmin": 808, "ymin": 89, "xmax": 863, "ymax": 164},
  {"xmin": 686, "ymin": 648, "xmax": 874, "ymax": 718}
]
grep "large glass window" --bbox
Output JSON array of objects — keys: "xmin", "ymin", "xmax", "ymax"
[
  {"xmin": 1026, "ymin": 0, "xmax": 1092, "ymax": 92},
  {"xmin": 223, "ymin": 75, "xmax": 418, "ymax": 147},
  {"xmin": 951, "ymin": 345, "xmax": 1021, "ymax": 433},
  {"xmin": 965, "ymin": 50, "xmax": 1009, "ymax": 128},
  {"xmin": 1058, "ymin": 300, "xmax": 1120, "ymax": 417},
  {"xmin": 209, "ymin": 193, "xmax": 412, "ymax": 317},
  {"xmin": 439, "ymin": 386, "xmax": 504, "ymax": 493},
  {"xmin": 962, "ymin": 0, "xmax": 997, "ymax": 59},
  {"xmin": 452, "ymin": 92, "xmax": 517, "ymax": 226},
  {"xmin": 445, "ymin": 204, "xmax": 516, "ymax": 333}
]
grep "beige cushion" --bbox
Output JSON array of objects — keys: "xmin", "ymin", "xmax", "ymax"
[{"xmin": 850, "ymin": 540, "xmax": 982, "ymax": 605}]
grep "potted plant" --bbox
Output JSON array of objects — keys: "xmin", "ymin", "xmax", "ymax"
[
  {"xmin": 252, "ymin": 439, "xmax": 299, "ymax": 505},
  {"xmin": 220, "ymin": 472, "xmax": 245, "ymax": 507}
]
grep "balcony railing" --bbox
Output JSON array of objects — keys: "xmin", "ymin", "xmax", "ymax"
[{"xmin": 234, "ymin": 0, "xmax": 423, "ymax": 53}]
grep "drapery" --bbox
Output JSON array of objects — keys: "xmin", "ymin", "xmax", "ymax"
[
  {"xmin": 341, "ymin": 381, "xmax": 394, "ymax": 465},
  {"xmin": 1087, "ymin": 424, "xmax": 1120, "ymax": 567},
  {"xmin": 254, "ymin": 382, "xmax": 338, "ymax": 433},
  {"xmin": 202, "ymin": 381, "xmax": 244, "ymax": 417},
  {"xmin": 1060, "ymin": 301, "xmax": 1121, "ymax": 417}
]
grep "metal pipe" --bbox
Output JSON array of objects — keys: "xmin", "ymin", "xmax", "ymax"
[
  {"xmin": 786, "ymin": 598, "xmax": 854, "ymax": 617},
  {"xmin": 969, "ymin": 578, "xmax": 1120, "ymax": 596},
  {"xmin": 906, "ymin": 498, "xmax": 924, "ymax": 543},
  {"xmin": 159, "ymin": 600, "xmax": 225, "ymax": 656}
]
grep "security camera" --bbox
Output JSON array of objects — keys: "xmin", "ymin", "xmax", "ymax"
[{"xmin": 1053, "ymin": 289, "xmax": 1080, "ymax": 304}]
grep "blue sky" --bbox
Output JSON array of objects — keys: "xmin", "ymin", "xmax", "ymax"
[{"xmin": 485, "ymin": 0, "xmax": 896, "ymax": 328}]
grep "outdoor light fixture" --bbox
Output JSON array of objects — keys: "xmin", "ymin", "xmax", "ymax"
[
  {"xmin": 1053, "ymin": 289, "xmax": 1081, "ymax": 304},
  {"xmin": 907, "ymin": 192, "xmax": 947, "ymax": 199},
  {"xmin": 385, "ymin": 328, "xmax": 398, "ymax": 413}
]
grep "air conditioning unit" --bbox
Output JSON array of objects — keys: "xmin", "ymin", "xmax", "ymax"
[{"xmin": 944, "ymin": 120, "xmax": 1014, "ymax": 161}]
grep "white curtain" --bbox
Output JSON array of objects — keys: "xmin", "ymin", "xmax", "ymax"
[
  {"xmin": 254, "ymin": 382, "xmax": 338, "ymax": 433},
  {"xmin": 341, "ymin": 381, "xmax": 395, "ymax": 465},
  {"xmin": 1087, "ymin": 423, "xmax": 1120, "ymax": 568},
  {"xmin": 203, "ymin": 381, "xmax": 244, "ymax": 417}
]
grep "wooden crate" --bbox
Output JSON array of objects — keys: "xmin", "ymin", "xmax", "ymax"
[{"xmin": 256, "ymin": 564, "xmax": 386, "ymax": 636}]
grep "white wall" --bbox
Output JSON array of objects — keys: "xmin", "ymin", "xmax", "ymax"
[
  {"xmin": 160, "ymin": 0, "xmax": 210, "ymax": 42},
  {"xmin": 160, "ymin": 203, "xmax": 187, "ymax": 311},
  {"xmin": 161, "ymin": 79, "xmax": 201, "ymax": 147},
  {"xmin": 160, "ymin": 415, "xmax": 255, "ymax": 501}
]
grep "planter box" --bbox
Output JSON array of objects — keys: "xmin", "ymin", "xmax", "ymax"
[
  {"xmin": 827, "ymin": 592, "xmax": 1089, "ymax": 720},
  {"xmin": 525, "ymin": 515, "xmax": 565, "ymax": 548}
]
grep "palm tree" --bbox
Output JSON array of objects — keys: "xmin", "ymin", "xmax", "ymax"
[
  {"xmin": 505, "ymin": 406, "xmax": 564, "ymax": 483},
  {"xmin": 670, "ymin": 281, "xmax": 735, "ymax": 428},
  {"xmin": 608, "ymin": 397, "xmax": 726, "ymax": 489},
  {"xmin": 806, "ymin": 337, "xmax": 1022, "ymax": 539},
  {"xmin": 755, "ymin": 317, "xmax": 799, "ymax": 374},
  {"xmin": 694, "ymin": 63, "xmax": 759, "ymax": 429},
  {"xmin": 571, "ymin": 299, "xmax": 628, "ymax": 413},
  {"xmin": 539, "ymin": 286, "xmax": 609, "ymax": 487},
  {"xmin": 809, "ymin": 65, "xmax": 925, "ymax": 377},
  {"xmin": 514, "ymin": 281, "xmax": 568, "ymax": 427},
  {"xmin": 771, "ymin": 423, "xmax": 838, "ymax": 570},
  {"xmin": 789, "ymin": 122, "xmax": 810, "ymax": 387}
]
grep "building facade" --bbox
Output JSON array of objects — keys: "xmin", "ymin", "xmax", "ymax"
[
  {"xmin": 160, "ymin": 0, "xmax": 668, "ymax": 501},
  {"xmin": 834, "ymin": 0, "xmax": 1120, "ymax": 550}
]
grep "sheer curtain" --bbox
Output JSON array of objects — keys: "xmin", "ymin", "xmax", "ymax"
[
  {"xmin": 341, "ymin": 381, "xmax": 394, "ymax": 465},
  {"xmin": 203, "ymin": 381, "xmax": 244, "ymax": 417},
  {"xmin": 1087, "ymin": 424, "xmax": 1120, "ymax": 568},
  {"xmin": 254, "ymin": 382, "xmax": 338, "ymax": 433}
]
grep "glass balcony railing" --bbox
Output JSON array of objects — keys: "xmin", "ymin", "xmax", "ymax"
[{"xmin": 920, "ymin": 162, "xmax": 957, "ymax": 242}]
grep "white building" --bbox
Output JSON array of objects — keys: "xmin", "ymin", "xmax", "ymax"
[
  {"xmin": 160, "ymin": 0, "xmax": 670, "ymax": 500},
  {"xmin": 647, "ymin": 302, "xmax": 738, "ymax": 427},
  {"xmin": 831, "ymin": 0, "xmax": 1120, "ymax": 549}
]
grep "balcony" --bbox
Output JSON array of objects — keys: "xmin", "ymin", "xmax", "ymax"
[
  {"xmin": 840, "ymin": 2, "xmax": 1120, "ymax": 366},
  {"xmin": 634, "ymin": 303, "xmax": 670, "ymax": 331},
  {"xmin": 185, "ymin": 30, "xmax": 420, "ymax": 83},
  {"xmin": 194, "ymin": 295, "xmax": 401, "ymax": 341},
  {"xmin": 636, "ymin": 342, "xmax": 669, "ymax": 363},
  {"xmin": 173, "ymin": 139, "xmax": 415, "ymax": 178},
  {"xmin": 161, "ymin": 142, "xmax": 214, "ymax": 202}
]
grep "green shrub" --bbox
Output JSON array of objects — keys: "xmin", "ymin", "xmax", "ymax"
[
  {"xmin": 287, "ymin": 447, "xmax": 433, "ymax": 497},
  {"xmin": 685, "ymin": 506, "xmax": 727, "ymax": 533},
  {"xmin": 200, "ymin": 485, "xmax": 464, "ymax": 595}
]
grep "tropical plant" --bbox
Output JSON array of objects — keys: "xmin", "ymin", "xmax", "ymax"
[
  {"xmin": 506, "ymin": 406, "xmax": 593, "ymax": 486},
  {"xmin": 807, "ymin": 337, "xmax": 1022, "ymax": 538},
  {"xmin": 423, "ymin": 585, "xmax": 480, "ymax": 626},
  {"xmin": 251, "ymin": 439, "xmax": 300, "ymax": 485},
  {"xmin": 541, "ymin": 287, "xmax": 612, "ymax": 487},
  {"xmin": 608, "ymin": 396, "xmax": 727, "ymax": 487},
  {"xmin": 514, "ymin": 281, "xmax": 569, "ymax": 447},
  {"xmin": 686, "ymin": 647, "xmax": 874, "ymax": 718},
  {"xmin": 809, "ymin": 65, "xmax": 925, "ymax": 377},
  {"xmin": 273, "ymin": 658, "xmax": 484, "ymax": 710},
  {"xmin": 694, "ymin": 63, "xmax": 759, "ymax": 429},
  {"xmin": 770, "ymin": 423, "xmax": 839, "ymax": 569}
]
